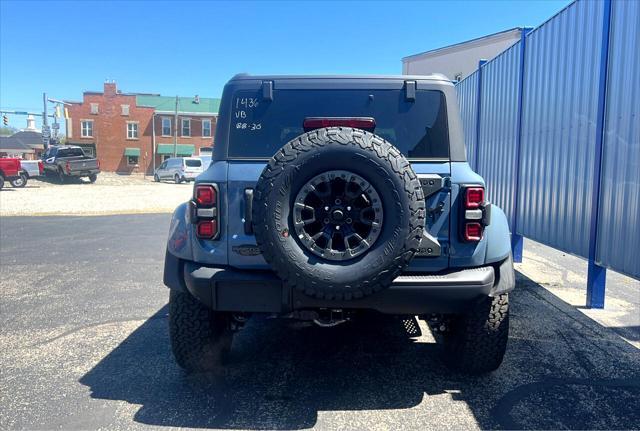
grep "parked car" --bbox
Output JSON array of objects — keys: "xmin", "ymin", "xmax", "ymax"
[
  {"xmin": 154, "ymin": 157, "xmax": 204, "ymax": 184},
  {"xmin": 0, "ymin": 158, "xmax": 23, "ymax": 189},
  {"xmin": 9, "ymin": 160, "xmax": 42, "ymax": 188},
  {"xmin": 42, "ymin": 145, "xmax": 100, "ymax": 183},
  {"xmin": 196, "ymin": 154, "xmax": 212, "ymax": 170},
  {"xmin": 12, "ymin": 160, "xmax": 44, "ymax": 187},
  {"xmin": 163, "ymin": 74, "xmax": 515, "ymax": 374}
]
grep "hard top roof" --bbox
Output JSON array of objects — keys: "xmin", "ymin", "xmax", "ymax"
[{"xmin": 229, "ymin": 73, "xmax": 452, "ymax": 84}]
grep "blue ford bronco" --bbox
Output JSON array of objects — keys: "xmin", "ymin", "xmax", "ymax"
[{"xmin": 163, "ymin": 74, "xmax": 515, "ymax": 374}]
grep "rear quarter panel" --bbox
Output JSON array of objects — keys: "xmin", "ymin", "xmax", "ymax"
[
  {"xmin": 449, "ymin": 161, "xmax": 511, "ymax": 266},
  {"xmin": 189, "ymin": 161, "xmax": 229, "ymax": 266}
]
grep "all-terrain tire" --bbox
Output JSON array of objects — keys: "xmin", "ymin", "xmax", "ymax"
[
  {"xmin": 174, "ymin": 174, "xmax": 181, "ymax": 184},
  {"xmin": 253, "ymin": 127, "xmax": 425, "ymax": 301},
  {"xmin": 442, "ymin": 293, "xmax": 509, "ymax": 374},
  {"xmin": 57, "ymin": 169, "xmax": 66, "ymax": 183},
  {"xmin": 88, "ymin": 174, "xmax": 97, "ymax": 183},
  {"xmin": 168, "ymin": 289, "xmax": 233, "ymax": 372}
]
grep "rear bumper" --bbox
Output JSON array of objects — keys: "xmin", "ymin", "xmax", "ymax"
[
  {"xmin": 69, "ymin": 169, "xmax": 99, "ymax": 176},
  {"xmin": 165, "ymin": 252, "xmax": 497, "ymax": 314}
]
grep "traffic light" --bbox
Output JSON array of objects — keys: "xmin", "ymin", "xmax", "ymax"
[
  {"xmin": 2, "ymin": 115, "xmax": 8, "ymax": 126},
  {"xmin": 55, "ymin": 106, "xmax": 62, "ymax": 118}
]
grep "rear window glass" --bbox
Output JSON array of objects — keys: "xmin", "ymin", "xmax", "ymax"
[
  {"xmin": 228, "ymin": 89, "xmax": 449, "ymax": 159},
  {"xmin": 185, "ymin": 159, "xmax": 202, "ymax": 167},
  {"xmin": 56, "ymin": 148, "xmax": 84, "ymax": 158}
]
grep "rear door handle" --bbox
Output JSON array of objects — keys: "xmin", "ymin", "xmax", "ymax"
[{"xmin": 244, "ymin": 188, "xmax": 254, "ymax": 234}]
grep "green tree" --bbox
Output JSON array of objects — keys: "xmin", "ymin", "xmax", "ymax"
[{"xmin": 0, "ymin": 126, "xmax": 17, "ymax": 136}]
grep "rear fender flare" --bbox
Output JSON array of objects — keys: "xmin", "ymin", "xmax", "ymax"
[
  {"xmin": 167, "ymin": 202, "xmax": 194, "ymax": 261},
  {"xmin": 483, "ymin": 205, "xmax": 511, "ymax": 265}
]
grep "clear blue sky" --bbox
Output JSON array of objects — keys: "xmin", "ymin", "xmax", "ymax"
[{"xmin": 1, "ymin": 0, "xmax": 569, "ymax": 130}]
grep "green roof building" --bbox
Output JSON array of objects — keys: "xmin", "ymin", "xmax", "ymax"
[
  {"xmin": 64, "ymin": 81, "xmax": 220, "ymax": 175},
  {"xmin": 136, "ymin": 95, "xmax": 220, "ymax": 115}
]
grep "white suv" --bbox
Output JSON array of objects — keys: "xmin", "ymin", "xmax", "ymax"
[{"xmin": 154, "ymin": 157, "xmax": 204, "ymax": 184}]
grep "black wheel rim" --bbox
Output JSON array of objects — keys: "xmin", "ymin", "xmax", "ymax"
[{"xmin": 293, "ymin": 170, "xmax": 383, "ymax": 261}]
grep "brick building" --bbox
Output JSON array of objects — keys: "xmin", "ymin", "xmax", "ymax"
[{"xmin": 65, "ymin": 82, "xmax": 219, "ymax": 174}]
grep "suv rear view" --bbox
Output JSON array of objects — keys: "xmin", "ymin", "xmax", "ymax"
[{"xmin": 163, "ymin": 75, "xmax": 515, "ymax": 374}]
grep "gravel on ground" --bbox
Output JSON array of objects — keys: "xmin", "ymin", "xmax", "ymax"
[{"xmin": 0, "ymin": 173, "xmax": 193, "ymax": 216}]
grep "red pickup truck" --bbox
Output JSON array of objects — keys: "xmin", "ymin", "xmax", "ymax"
[{"xmin": 0, "ymin": 158, "xmax": 22, "ymax": 190}]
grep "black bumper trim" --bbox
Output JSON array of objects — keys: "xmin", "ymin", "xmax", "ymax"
[{"xmin": 182, "ymin": 262, "xmax": 495, "ymax": 315}]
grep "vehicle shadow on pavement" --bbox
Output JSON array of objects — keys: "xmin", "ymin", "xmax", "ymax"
[
  {"xmin": 80, "ymin": 272, "xmax": 640, "ymax": 430},
  {"xmin": 36, "ymin": 175, "xmax": 91, "ymax": 185}
]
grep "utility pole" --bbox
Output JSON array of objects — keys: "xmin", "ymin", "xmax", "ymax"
[
  {"xmin": 173, "ymin": 95, "xmax": 178, "ymax": 157},
  {"xmin": 42, "ymin": 92, "xmax": 50, "ymax": 149},
  {"xmin": 152, "ymin": 113, "xmax": 156, "ymax": 175}
]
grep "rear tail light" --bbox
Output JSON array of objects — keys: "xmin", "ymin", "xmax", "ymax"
[
  {"xmin": 303, "ymin": 117, "xmax": 376, "ymax": 132},
  {"xmin": 464, "ymin": 222, "xmax": 483, "ymax": 241},
  {"xmin": 194, "ymin": 184, "xmax": 219, "ymax": 239},
  {"xmin": 38, "ymin": 161, "xmax": 44, "ymax": 174},
  {"xmin": 462, "ymin": 186, "xmax": 486, "ymax": 242},
  {"xmin": 197, "ymin": 220, "xmax": 218, "ymax": 239},
  {"xmin": 465, "ymin": 187, "xmax": 484, "ymax": 209},
  {"xmin": 65, "ymin": 161, "xmax": 71, "ymax": 174},
  {"xmin": 96, "ymin": 159, "xmax": 101, "ymax": 170},
  {"xmin": 195, "ymin": 184, "xmax": 216, "ymax": 207}
]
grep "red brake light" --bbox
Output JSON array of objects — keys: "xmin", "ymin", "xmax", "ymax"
[
  {"xmin": 38, "ymin": 161, "xmax": 44, "ymax": 174},
  {"xmin": 65, "ymin": 161, "xmax": 71, "ymax": 174},
  {"xmin": 464, "ymin": 222, "xmax": 483, "ymax": 241},
  {"xmin": 303, "ymin": 117, "xmax": 376, "ymax": 132},
  {"xmin": 197, "ymin": 220, "xmax": 217, "ymax": 239},
  {"xmin": 96, "ymin": 159, "xmax": 101, "ymax": 170},
  {"xmin": 465, "ymin": 187, "xmax": 485, "ymax": 209},
  {"xmin": 195, "ymin": 185, "xmax": 217, "ymax": 206},
  {"xmin": 194, "ymin": 183, "xmax": 220, "ymax": 240}
]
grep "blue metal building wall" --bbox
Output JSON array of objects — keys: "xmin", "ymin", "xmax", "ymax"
[
  {"xmin": 597, "ymin": 0, "xmax": 640, "ymax": 277},
  {"xmin": 517, "ymin": 0, "xmax": 605, "ymax": 258},
  {"xmin": 478, "ymin": 43, "xmax": 521, "ymax": 226},
  {"xmin": 455, "ymin": 0, "xmax": 639, "ymax": 304},
  {"xmin": 455, "ymin": 73, "xmax": 478, "ymax": 170}
]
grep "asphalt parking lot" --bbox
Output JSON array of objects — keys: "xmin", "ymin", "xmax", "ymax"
[{"xmin": 1, "ymin": 214, "xmax": 639, "ymax": 430}]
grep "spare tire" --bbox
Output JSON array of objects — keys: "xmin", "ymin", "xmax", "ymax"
[{"xmin": 253, "ymin": 127, "xmax": 425, "ymax": 300}]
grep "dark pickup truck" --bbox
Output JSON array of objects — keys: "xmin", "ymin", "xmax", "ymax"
[{"xmin": 42, "ymin": 145, "xmax": 100, "ymax": 183}]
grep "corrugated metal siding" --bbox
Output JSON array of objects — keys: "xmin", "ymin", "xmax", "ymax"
[
  {"xmin": 517, "ymin": 0, "xmax": 605, "ymax": 257},
  {"xmin": 455, "ymin": 73, "xmax": 478, "ymax": 169},
  {"xmin": 478, "ymin": 42, "xmax": 521, "ymax": 226},
  {"xmin": 597, "ymin": 0, "xmax": 640, "ymax": 278}
]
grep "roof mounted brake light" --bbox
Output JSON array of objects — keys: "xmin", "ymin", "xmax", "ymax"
[{"xmin": 303, "ymin": 117, "xmax": 376, "ymax": 132}]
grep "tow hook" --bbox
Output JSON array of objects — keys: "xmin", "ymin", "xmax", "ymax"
[{"xmin": 313, "ymin": 309, "xmax": 349, "ymax": 327}]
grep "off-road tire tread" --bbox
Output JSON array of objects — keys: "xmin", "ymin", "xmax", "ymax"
[
  {"xmin": 253, "ymin": 127, "xmax": 425, "ymax": 300},
  {"xmin": 444, "ymin": 293, "xmax": 509, "ymax": 374},
  {"xmin": 168, "ymin": 289, "xmax": 232, "ymax": 372}
]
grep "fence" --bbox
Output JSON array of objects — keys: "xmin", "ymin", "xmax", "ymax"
[{"xmin": 455, "ymin": 0, "xmax": 639, "ymax": 308}]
